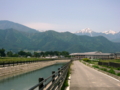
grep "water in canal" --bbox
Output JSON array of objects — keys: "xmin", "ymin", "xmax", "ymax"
[{"xmin": 0, "ymin": 63, "xmax": 65, "ymax": 90}]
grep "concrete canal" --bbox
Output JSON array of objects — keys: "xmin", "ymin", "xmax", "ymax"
[{"xmin": 0, "ymin": 63, "xmax": 65, "ymax": 90}]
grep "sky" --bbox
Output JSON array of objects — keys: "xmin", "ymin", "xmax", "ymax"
[{"xmin": 0, "ymin": 0, "xmax": 120, "ymax": 32}]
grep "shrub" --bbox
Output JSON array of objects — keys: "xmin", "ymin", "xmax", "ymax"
[
  {"xmin": 117, "ymin": 68, "xmax": 120, "ymax": 70},
  {"xmin": 108, "ymin": 68, "xmax": 116, "ymax": 74},
  {"xmin": 117, "ymin": 73, "xmax": 120, "ymax": 76},
  {"xmin": 92, "ymin": 65, "xmax": 99, "ymax": 68},
  {"xmin": 100, "ymin": 68, "xmax": 107, "ymax": 71},
  {"xmin": 83, "ymin": 58, "xmax": 90, "ymax": 62}
]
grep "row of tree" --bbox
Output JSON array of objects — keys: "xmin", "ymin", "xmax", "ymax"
[{"xmin": 0, "ymin": 48, "xmax": 70, "ymax": 57}]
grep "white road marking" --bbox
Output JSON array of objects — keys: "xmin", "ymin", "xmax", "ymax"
[{"xmin": 66, "ymin": 75, "xmax": 71, "ymax": 90}]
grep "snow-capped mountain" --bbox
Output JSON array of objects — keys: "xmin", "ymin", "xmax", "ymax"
[
  {"xmin": 102, "ymin": 30, "xmax": 117, "ymax": 35},
  {"xmin": 75, "ymin": 28, "xmax": 96, "ymax": 36},
  {"xmin": 74, "ymin": 28, "xmax": 120, "ymax": 42},
  {"xmin": 75, "ymin": 28, "xmax": 93, "ymax": 33},
  {"xmin": 38, "ymin": 30, "xmax": 46, "ymax": 32}
]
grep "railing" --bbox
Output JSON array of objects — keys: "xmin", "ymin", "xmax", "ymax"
[{"xmin": 29, "ymin": 60, "xmax": 72, "ymax": 90}]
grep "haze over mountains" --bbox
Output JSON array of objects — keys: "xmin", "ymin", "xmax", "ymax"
[
  {"xmin": 0, "ymin": 20, "xmax": 120, "ymax": 53},
  {"xmin": 74, "ymin": 28, "xmax": 120, "ymax": 42}
]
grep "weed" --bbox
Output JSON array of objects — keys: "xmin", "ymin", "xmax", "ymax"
[
  {"xmin": 117, "ymin": 73, "xmax": 120, "ymax": 76},
  {"xmin": 92, "ymin": 65, "xmax": 99, "ymax": 68},
  {"xmin": 117, "ymin": 68, "xmax": 120, "ymax": 70},
  {"xmin": 100, "ymin": 68, "xmax": 107, "ymax": 71},
  {"xmin": 108, "ymin": 68, "xmax": 116, "ymax": 74}
]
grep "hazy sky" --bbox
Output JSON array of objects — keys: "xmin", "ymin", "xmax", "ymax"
[{"xmin": 0, "ymin": 0, "xmax": 120, "ymax": 32}]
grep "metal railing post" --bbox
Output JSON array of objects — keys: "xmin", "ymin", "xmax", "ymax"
[
  {"xmin": 3, "ymin": 62, "xmax": 4, "ymax": 67},
  {"xmin": 9, "ymin": 62, "xmax": 10, "ymax": 66},
  {"xmin": 39, "ymin": 77, "xmax": 44, "ymax": 90},
  {"xmin": 52, "ymin": 71, "xmax": 55, "ymax": 83},
  {"xmin": 58, "ymin": 68, "xmax": 61, "ymax": 77},
  {"xmin": 58, "ymin": 68, "xmax": 61, "ymax": 88},
  {"xmin": 13, "ymin": 61, "xmax": 14, "ymax": 66}
]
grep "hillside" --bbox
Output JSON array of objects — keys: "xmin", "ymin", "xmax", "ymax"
[
  {"xmin": 0, "ymin": 29, "xmax": 120, "ymax": 53},
  {"xmin": 0, "ymin": 20, "xmax": 38, "ymax": 33}
]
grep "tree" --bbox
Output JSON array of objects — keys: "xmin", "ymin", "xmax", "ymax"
[
  {"xmin": 61, "ymin": 51, "xmax": 69, "ymax": 57},
  {"xmin": 7, "ymin": 51, "xmax": 13, "ymax": 57},
  {"xmin": 54, "ymin": 51, "xmax": 60, "ymax": 56},
  {"xmin": 26, "ymin": 52, "xmax": 32, "ymax": 56},
  {"xmin": 34, "ymin": 52, "xmax": 40, "ymax": 57},
  {"xmin": 12, "ymin": 53, "xmax": 19, "ymax": 57},
  {"xmin": 0, "ymin": 48, "xmax": 6, "ymax": 57},
  {"xmin": 18, "ymin": 50, "xmax": 26, "ymax": 56},
  {"xmin": 40, "ymin": 52, "xmax": 45, "ymax": 57}
]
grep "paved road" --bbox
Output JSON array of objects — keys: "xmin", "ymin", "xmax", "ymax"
[{"xmin": 70, "ymin": 60, "xmax": 120, "ymax": 90}]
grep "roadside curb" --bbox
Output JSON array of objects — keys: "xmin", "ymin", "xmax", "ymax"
[
  {"xmin": 81, "ymin": 61, "xmax": 120, "ymax": 81},
  {"xmin": 65, "ymin": 74, "xmax": 71, "ymax": 90}
]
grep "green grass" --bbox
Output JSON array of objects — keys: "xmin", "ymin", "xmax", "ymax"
[
  {"xmin": 100, "ymin": 59, "xmax": 120, "ymax": 63},
  {"xmin": 92, "ymin": 65, "xmax": 99, "ymax": 68},
  {"xmin": 117, "ymin": 73, "xmax": 120, "ymax": 76},
  {"xmin": 86, "ymin": 60, "xmax": 98, "ymax": 65},
  {"xmin": 82, "ymin": 59, "xmax": 120, "ymax": 76},
  {"xmin": 108, "ymin": 68, "xmax": 116, "ymax": 74},
  {"xmin": 0, "ymin": 57, "xmax": 52, "ymax": 64},
  {"xmin": 100, "ymin": 68, "xmax": 107, "ymax": 71}
]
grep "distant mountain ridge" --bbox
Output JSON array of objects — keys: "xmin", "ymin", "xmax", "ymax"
[
  {"xmin": 0, "ymin": 20, "xmax": 38, "ymax": 33},
  {"xmin": 102, "ymin": 30, "xmax": 117, "ymax": 35},
  {"xmin": 0, "ymin": 28, "xmax": 120, "ymax": 53},
  {"xmin": 0, "ymin": 20, "xmax": 120, "ymax": 53},
  {"xmin": 74, "ymin": 28, "xmax": 120, "ymax": 42}
]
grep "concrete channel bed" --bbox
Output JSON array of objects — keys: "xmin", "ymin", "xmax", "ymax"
[{"xmin": 0, "ymin": 59, "xmax": 70, "ymax": 80}]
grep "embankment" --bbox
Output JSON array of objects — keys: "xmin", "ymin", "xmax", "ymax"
[{"xmin": 0, "ymin": 59, "xmax": 70, "ymax": 80}]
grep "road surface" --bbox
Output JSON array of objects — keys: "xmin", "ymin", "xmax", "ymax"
[{"xmin": 70, "ymin": 60, "xmax": 120, "ymax": 90}]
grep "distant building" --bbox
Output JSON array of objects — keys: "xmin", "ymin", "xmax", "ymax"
[
  {"xmin": 45, "ymin": 56, "xmax": 58, "ymax": 59},
  {"xmin": 70, "ymin": 51, "xmax": 114, "ymax": 59},
  {"xmin": 114, "ymin": 53, "xmax": 120, "ymax": 59},
  {"xmin": 27, "ymin": 56, "xmax": 31, "ymax": 58}
]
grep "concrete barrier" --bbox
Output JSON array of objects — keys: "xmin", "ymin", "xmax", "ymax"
[
  {"xmin": 98, "ymin": 62, "xmax": 120, "ymax": 68},
  {"xmin": 0, "ymin": 60, "xmax": 70, "ymax": 80}
]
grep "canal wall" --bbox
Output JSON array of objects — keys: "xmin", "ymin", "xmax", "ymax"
[{"xmin": 0, "ymin": 59, "xmax": 70, "ymax": 80}]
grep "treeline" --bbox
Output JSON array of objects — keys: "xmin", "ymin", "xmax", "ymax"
[{"xmin": 0, "ymin": 48, "xmax": 69, "ymax": 57}]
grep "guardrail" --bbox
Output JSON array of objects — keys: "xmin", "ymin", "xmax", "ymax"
[{"xmin": 29, "ymin": 60, "xmax": 72, "ymax": 90}]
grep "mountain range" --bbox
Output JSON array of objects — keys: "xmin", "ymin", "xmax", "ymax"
[
  {"xmin": 0, "ymin": 20, "xmax": 38, "ymax": 33},
  {"xmin": 74, "ymin": 28, "xmax": 120, "ymax": 42},
  {"xmin": 0, "ymin": 20, "xmax": 120, "ymax": 53}
]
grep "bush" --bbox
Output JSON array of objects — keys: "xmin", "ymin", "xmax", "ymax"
[
  {"xmin": 83, "ymin": 58, "xmax": 90, "ymax": 62},
  {"xmin": 117, "ymin": 73, "xmax": 120, "ymax": 76},
  {"xmin": 92, "ymin": 65, "xmax": 99, "ymax": 68},
  {"xmin": 100, "ymin": 68, "xmax": 107, "ymax": 71},
  {"xmin": 117, "ymin": 68, "xmax": 120, "ymax": 70},
  {"xmin": 108, "ymin": 68, "xmax": 116, "ymax": 74}
]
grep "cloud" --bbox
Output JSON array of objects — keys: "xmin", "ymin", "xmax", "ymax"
[
  {"xmin": 24, "ymin": 22, "xmax": 59, "ymax": 31},
  {"xmin": 24, "ymin": 22, "xmax": 82, "ymax": 32}
]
